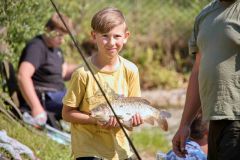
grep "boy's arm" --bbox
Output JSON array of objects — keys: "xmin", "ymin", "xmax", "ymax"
[
  {"xmin": 62, "ymin": 105, "xmax": 97, "ymax": 124},
  {"xmin": 172, "ymin": 53, "xmax": 202, "ymax": 157}
]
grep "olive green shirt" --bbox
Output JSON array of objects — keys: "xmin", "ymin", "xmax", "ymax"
[{"xmin": 189, "ymin": 0, "xmax": 240, "ymax": 120}]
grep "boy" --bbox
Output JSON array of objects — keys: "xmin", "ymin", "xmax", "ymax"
[{"xmin": 62, "ymin": 7, "xmax": 142, "ymax": 160}]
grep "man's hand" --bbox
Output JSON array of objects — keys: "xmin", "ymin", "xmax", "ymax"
[
  {"xmin": 34, "ymin": 111, "xmax": 47, "ymax": 127},
  {"xmin": 172, "ymin": 126, "xmax": 190, "ymax": 158},
  {"xmin": 31, "ymin": 106, "xmax": 45, "ymax": 117}
]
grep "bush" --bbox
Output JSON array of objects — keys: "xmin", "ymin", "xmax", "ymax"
[{"xmin": 0, "ymin": 0, "xmax": 210, "ymax": 89}]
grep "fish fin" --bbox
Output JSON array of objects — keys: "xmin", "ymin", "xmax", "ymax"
[
  {"xmin": 157, "ymin": 118, "xmax": 168, "ymax": 131},
  {"xmin": 116, "ymin": 115, "xmax": 124, "ymax": 119},
  {"xmin": 160, "ymin": 110, "xmax": 171, "ymax": 118},
  {"xmin": 143, "ymin": 117, "xmax": 155, "ymax": 125},
  {"xmin": 91, "ymin": 115, "xmax": 109, "ymax": 122},
  {"xmin": 116, "ymin": 97, "xmax": 151, "ymax": 105},
  {"xmin": 137, "ymin": 98, "xmax": 151, "ymax": 105},
  {"xmin": 122, "ymin": 120, "xmax": 131, "ymax": 127},
  {"xmin": 156, "ymin": 110, "xmax": 170, "ymax": 131},
  {"xmin": 122, "ymin": 120, "xmax": 133, "ymax": 131},
  {"xmin": 124, "ymin": 125, "xmax": 133, "ymax": 131}
]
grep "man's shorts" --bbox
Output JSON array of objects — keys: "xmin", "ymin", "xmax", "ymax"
[{"xmin": 208, "ymin": 120, "xmax": 240, "ymax": 160}]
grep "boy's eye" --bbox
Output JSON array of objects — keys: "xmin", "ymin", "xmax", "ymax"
[
  {"xmin": 114, "ymin": 35, "xmax": 123, "ymax": 39},
  {"xmin": 115, "ymin": 35, "xmax": 122, "ymax": 38},
  {"xmin": 102, "ymin": 34, "xmax": 108, "ymax": 38}
]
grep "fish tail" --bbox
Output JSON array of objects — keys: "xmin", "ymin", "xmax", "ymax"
[
  {"xmin": 157, "ymin": 110, "xmax": 171, "ymax": 131},
  {"xmin": 157, "ymin": 117, "xmax": 168, "ymax": 131}
]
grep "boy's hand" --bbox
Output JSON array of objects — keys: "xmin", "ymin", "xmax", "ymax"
[
  {"xmin": 131, "ymin": 113, "xmax": 143, "ymax": 127},
  {"xmin": 98, "ymin": 116, "xmax": 119, "ymax": 129},
  {"xmin": 96, "ymin": 113, "xmax": 143, "ymax": 129}
]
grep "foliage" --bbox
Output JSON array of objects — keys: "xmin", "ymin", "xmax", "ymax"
[
  {"xmin": 0, "ymin": 0, "xmax": 53, "ymax": 64},
  {"xmin": 131, "ymin": 128, "xmax": 171, "ymax": 157},
  {"xmin": 0, "ymin": 0, "xmax": 210, "ymax": 89},
  {"xmin": 0, "ymin": 109, "xmax": 172, "ymax": 159}
]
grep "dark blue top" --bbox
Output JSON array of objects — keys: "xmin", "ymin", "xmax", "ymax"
[{"xmin": 19, "ymin": 35, "xmax": 65, "ymax": 91}]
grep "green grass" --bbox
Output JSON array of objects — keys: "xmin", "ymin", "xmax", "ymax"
[
  {"xmin": 131, "ymin": 128, "xmax": 171, "ymax": 157},
  {"xmin": 0, "ymin": 97, "xmax": 171, "ymax": 160},
  {"xmin": 0, "ymin": 112, "xmax": 171, "ymax": 159},
  {"xmin": 0, "ymin": 113, "xmax": 72, "ymax": 160}
]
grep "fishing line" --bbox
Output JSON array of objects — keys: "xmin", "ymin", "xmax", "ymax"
[{"xmin": 49, "ymin": 0, "xmax": 142, "ymax": 159}]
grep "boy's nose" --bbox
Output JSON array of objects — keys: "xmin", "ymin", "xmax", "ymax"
[{"xmin": 108, "ymin": 37, "xmax": 115, "ymax": 45}]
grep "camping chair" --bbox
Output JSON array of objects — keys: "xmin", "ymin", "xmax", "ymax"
[
  {"xmin": 0, "ymin": 60, "xmax": 62, "ymax": 130},
  {"xmin": 0, "ymin": 60, "xmax": 22, "ymax": 119}
]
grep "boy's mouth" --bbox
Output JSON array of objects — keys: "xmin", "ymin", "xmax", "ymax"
[{"xmin": 106, "ymin": 48, "xmax": 117, "ymax": 52}]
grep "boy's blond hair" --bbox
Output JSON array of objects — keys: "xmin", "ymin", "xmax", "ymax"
[
  {"xmin": 91, "ymin": 7, "xmax": 128, "ymax": 33},
  {"xmin": 45, "ymin": 12, "xmax": 73, "ymax": 33}
]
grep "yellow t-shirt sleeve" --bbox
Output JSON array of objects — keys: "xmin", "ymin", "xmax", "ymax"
[
  {"xmin": 63, "ymin": 69, "xmax": 86, "ymax": 108},
  {"xmin": 127, "ymin": 67, "xmax": 141, "ymax": 97}
]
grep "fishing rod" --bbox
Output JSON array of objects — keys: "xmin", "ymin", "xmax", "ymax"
[{"xmin": 49, "ymin": 0, "xmax": 142, "ymax": 159}]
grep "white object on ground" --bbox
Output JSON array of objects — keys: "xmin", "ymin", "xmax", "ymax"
[{"xmin": 0, "ymin": 130, "xmax": 38, "ymax": 160}]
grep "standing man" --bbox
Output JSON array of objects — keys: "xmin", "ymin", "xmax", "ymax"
[
  {"xmin": 172, "ymin": 0, "xmax": 240, "ymax": 160},
  {"xmin": 18, "ymin": 12, "xmax": 77, "ymax": 127}
]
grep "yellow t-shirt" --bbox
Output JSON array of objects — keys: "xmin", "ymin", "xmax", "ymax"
[{"xmin": 63, "ymin": 56, "xmax": 141, "ymax": 160}]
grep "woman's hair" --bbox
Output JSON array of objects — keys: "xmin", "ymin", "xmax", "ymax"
[
  {"xmin": 190, "ymin": 113, "xmax": 209, "ymax": 140},
  {"xmin": 45, "ymin": 12, "xmax": 73, "ymax": 33},
  {"xmin": 91, "ymin": 7, "xmax": 128, "ymax": 33}
]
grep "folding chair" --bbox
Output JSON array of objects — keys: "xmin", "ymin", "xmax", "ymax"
[{"xmin": 0, "ymin": 60, "xmax": 62, "ymax": 130}]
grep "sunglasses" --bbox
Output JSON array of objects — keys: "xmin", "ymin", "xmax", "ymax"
[{"xmin": 44, "ymin": 29, "xmax": 65, "ymax": 38}]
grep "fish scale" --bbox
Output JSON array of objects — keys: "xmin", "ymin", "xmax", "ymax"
[{"xmin": 91, "ymin": 97, "xmax": 171, "ymax": 131}]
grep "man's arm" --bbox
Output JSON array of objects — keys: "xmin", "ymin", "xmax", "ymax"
[
  {"xmin": 62, "ymin": 63, "xmax": 78, "ymax": 81},
  {"xmin": 172, "ymin": 53, "xmax": 202, "ymax": 157},
  {"xmin": 17, "ymin": 61, "xmax": 45, "ymax": 117}
]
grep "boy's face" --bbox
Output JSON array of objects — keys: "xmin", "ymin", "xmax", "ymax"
[{"xmin": 91, "ymin": 23, "xmax": 129, "ymax": 58}]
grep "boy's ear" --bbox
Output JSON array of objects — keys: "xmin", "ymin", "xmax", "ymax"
[{"xmin": 123, "ymin": 31, "xmax": 130, "ymax": 44}]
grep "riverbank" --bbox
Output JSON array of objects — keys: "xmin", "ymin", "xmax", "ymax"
[{"xmin": 142, "ymin": 88, "xmax": 186, "ymax": 108}]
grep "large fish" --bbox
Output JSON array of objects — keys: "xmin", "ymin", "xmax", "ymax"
[{"xmin": 90, "ymin": 97, "xmax": 171, "ymax": 131}]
